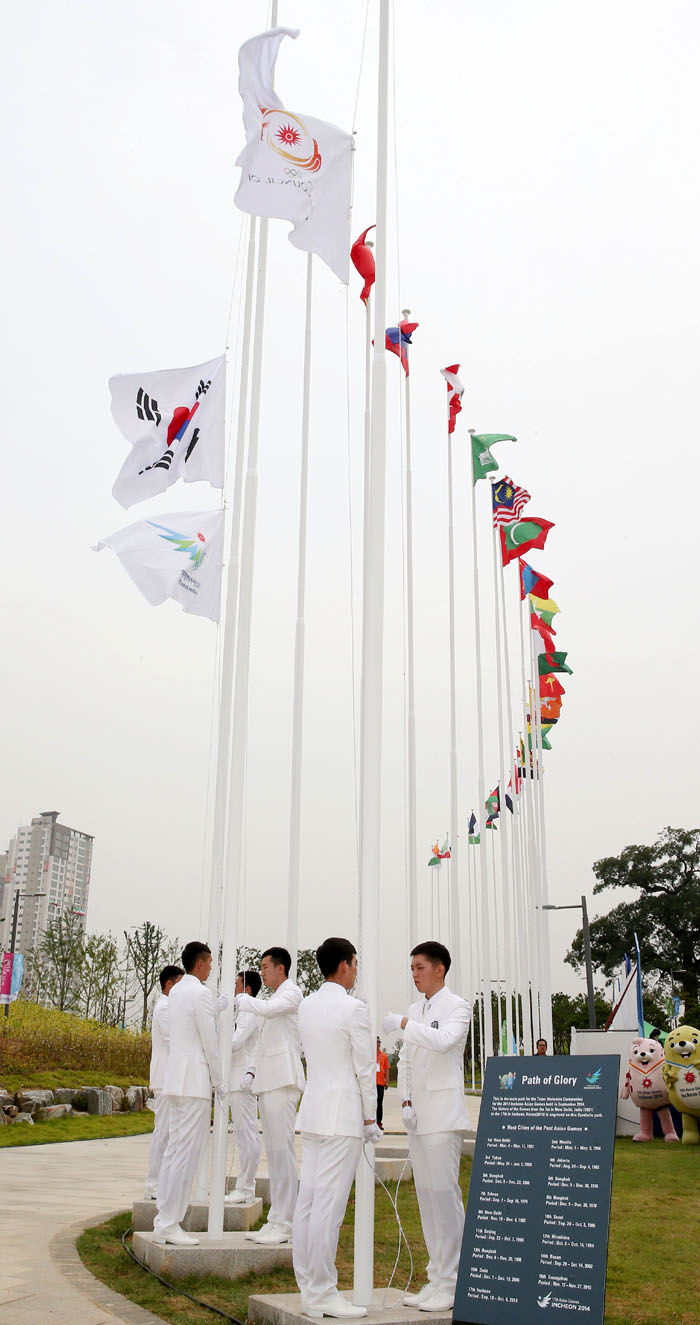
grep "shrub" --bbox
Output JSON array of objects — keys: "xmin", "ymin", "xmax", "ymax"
[{"xmin": 0, "ymin": 1000, "xmax": 150, "ymax": 1080}]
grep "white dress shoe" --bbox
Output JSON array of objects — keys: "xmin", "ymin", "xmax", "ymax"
[
  {"xmin": 403, "ymin": 1285, "xmax": 437, "ymax": 1307},
  {"xmin": 152, "ymin": 1226, "xmax": 199, "ymax": 1247},
  {"xmin": 417, "ymin": 1290, "xmax": 454, "ymax": 1312},
  {"xmin": 253, "ymin": 1223, "xmax": 291, "ymax": 1245},
  {"xmin": 305, "ymin": 1292, "xmax": 367, "ymax": 1319},
  {"xmin": 225, "ymin": 1189, "xmax": 254, "ymax": 1204}
]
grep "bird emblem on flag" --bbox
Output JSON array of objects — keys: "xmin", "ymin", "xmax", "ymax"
[{"xmin": 148, "ymin": 523, "xmax": 209, "ymax": 570}]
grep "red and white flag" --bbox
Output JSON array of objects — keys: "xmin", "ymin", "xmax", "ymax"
[
  {"xmin": 235, "ymin": 28, "xmax": 353, "ymax": 282},
  {"xmin": 351, "ymin": 225, "xmax": 375, "ymax": 304},
  {"xmin": 440, "ymin": 364, "xmax": 464, "ymax": 434}
]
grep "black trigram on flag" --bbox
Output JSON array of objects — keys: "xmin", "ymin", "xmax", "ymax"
[
  {"xmin": 195, "ymin": 378, "xmax": 211, "ymax": 401},
  {"xmin": 136, "ymin": 388, "xmax": 162, "ymax": 426}
]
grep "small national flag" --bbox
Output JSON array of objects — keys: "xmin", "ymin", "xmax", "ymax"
[
  {"xmin": 531, "ymin": 613, "xmax": 557, "ymax": 651},
  {"xmin": 440, "ymin": 365, "xmax": 464, "ymax": 434},
  {"xmin": 235, "ymin": 28, "xmax": 353, "ymax": 281},
  {"xmin": 540, "ymin": 673, "xmax": 566, "ymax": 698},
  {"xmin": 468, "ymin": 811, "xmax": 480, "ymax": 845},
  {"xmin": 505, "ymin": 759, "xmax": 522, "ymax": 812},
  {"xmin": 492, "ymin": 476, "xmax": 531, "ymax": 527},
  {"xmin": 428, "ymin": 835, "xmax": 451, "ymax": 868},
  {"xmin": 500, "ymin": 517, "xmax": 554, "ymax": 566},
  {"xmin": 109, "ymin": 356, "xmax": 226, "ymax": 510},
  {"xmin": 471, "ymin": 433, "xmax": 516, "ymax": 484},
  {"xmin": 385, "ymin": 321, "xmax": 418, "ymax": 375},
  {"xmin": 350, "ymin": 225, "xmax": 375, "ymax": 304},
  {"xmin": 540, "ymin": 695, "xmax": 563, "ymax": 720},
  {"xmin": 485, "ymin": 785, "xmax": 500, "ymax": 826},
  {"xmin": 530, "ymin": 595, "xmax": 560, "ymax": 629},
  {"xmin": 94, "ymin": 508, "xmax": 224, "ymax": 622},
  {"xmin": 538, "ymin": 651, "xmax": 573, "ymax": 676},
  {"xmin": 519, "ymin": 560, "xmax": 554, "ymax": 602}
]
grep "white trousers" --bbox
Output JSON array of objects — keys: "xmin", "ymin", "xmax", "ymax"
[
  {"xmin": 258, "ymin": 1086, "xmax": 300, "ymax": 1234},
  {"xmin": 409, "ymin": 1131, "xmax": 465, "ymax": 1291},
  {"xmin": 229, "ymin": 1088, "xmax": 262, "ymax": 1195},
  {"xmin": 293, "ymin": 1134, "xmax": 362, "ymax": 1305},
  {"xmin": 153, "ymin": 1096, "xmax": 210, "ymax": 1237},
  {"xmin": 144, "ymin": 1090, "xmax": 170, "ymax": 1195}
]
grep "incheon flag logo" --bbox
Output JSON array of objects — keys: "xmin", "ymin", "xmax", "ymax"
[{"xmin": 260, "ymin": 108, "xmax": 322, "ymax": 171}]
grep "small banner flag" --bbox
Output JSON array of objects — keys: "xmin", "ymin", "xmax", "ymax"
[
  {"xmin": 530, "ymin": 594, "xmax": 560, "ymax": 628},
  {"xmin": 441, "ymin": 365, "xmax": 464, "ymax": 434},
  {"xmin": 385, "ymin": 321, "xmax": 418, "ymax": 375},
  {"xmin": 519, "ymin": 559, "xmax": 554, "ymax": 602},
  {"xmin": 428, "ymin": 836, "xmax": 451, "ymax": 868},
  {"xmin": 95, "ymin": 508, "xmax": 225, "ymax": 622},
  {"xmin": 109, "ymin": 356, "xmax": 226, "ymax": 510},
  {"xmin": 468, "ymin": 811, "xmax": 480, "ymax": 845},
  {"xmin": 485, "ymin": 786, "xmax": 500, "ymax": 827},
  {"xmin": 500, "ymin": 516, "xmax": 554, "ymax": 565},
  {"xmin": 235, "ymin": 28, "xmax": 353, "ymax": 281},
  {"xmin": 538, "ymin": 651, "xmax": 573, "ymax": 676},
  {"xmin": 351, "ymin": 225, "xmax": 375, "ymax": 304},
  {"xmin": 540, "ymin": 672, "xmax": 566, "ymax": 698},
  {"xmin": 471, "ymin": 434, "xmax": 516, "ymax": 484},
  {"xmin": 531, "ymin": 612, "xmax": 557, "ymax": 650},
  {"xmin": 0, "ymin": 952, "xmax": 24, "ymax": 1005},
  {"xmin": 492, "ymin": 476, "xmax": 531, "ymax": 527}
]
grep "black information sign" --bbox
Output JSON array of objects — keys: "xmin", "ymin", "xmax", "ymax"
[{"xmin": 454, "ymin": 1054, "xmax": 618, "ymax": 1325}]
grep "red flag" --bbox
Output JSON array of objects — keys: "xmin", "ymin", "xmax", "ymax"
[
  {"xmin": 440, "ymin": 365, "xmax": 464, "ymax": 434},
  {"xmin": 530, "ymin": 612, "xmax": 556, "ymax": 650},
  {"xmin": 519, "ymin": 559, "xmax": 554, "ymax": 602},
  {"xmin": 350, "ymin": 225, "xmax": 375, "ymax": 305},
  {"xmin": 539, "ymin": 672, "xmax": 566, "ymax": 698}
]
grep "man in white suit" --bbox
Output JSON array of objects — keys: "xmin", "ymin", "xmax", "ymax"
[
  {"xmin": 238, "ymin": 945, "xmax": 305, "ymax": 1246},
  {"xmin": 382, "ymin": 940, "xmax": 471, "ymax": 1314},
  {"xmin": 144, "ymin": 963, "xmax": 184, "ymax": 1199},
  {"xmin": 153, "ymin": 941, "xmax": 227, "ymax": 1247},
  {"xmin": 225, "ymin": 967, "xmax": 263, "ymax": 1206},
  {"xmin": 293, "ymin": 937, "xmax": 379, "ymax": 1320}
]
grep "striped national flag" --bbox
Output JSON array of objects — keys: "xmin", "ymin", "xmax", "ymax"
[{"xmin": 492, "ymin": 476, "xmax": 531, "ymax": 527}]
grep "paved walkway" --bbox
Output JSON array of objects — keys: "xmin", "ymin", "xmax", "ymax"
[{"xmin": 0, "ymin": 1089, "xmax": 481, "ymax": 1324}]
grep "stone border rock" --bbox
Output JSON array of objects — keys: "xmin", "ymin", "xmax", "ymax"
[
  {"xmin": 2, "ymin": 1084, "xmax": 151, "ymax": 1123},
  {"xmin": 50, "ymin": 1212, "xmax": 166, "ymax": 1325}
]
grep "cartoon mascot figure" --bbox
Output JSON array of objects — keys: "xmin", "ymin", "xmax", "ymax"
[
  {"xmin": 661, "ymin": 1025, "xmax": 700, "ymax": 1144},
  {"xmin": 621, "ymin": 1037, "xmax": 679, "ymax": 1142}
]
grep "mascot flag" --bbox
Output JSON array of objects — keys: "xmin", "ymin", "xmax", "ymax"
[
  {"xmin": 109, "ymin": 356, "xmax": 226, "ymax": 509},
  {"xmin": 94, "ymin": 508, "xmax": 224, "ymax": 622},
  {"xmin": 235, "ymin": 27, "xmax": 353, "ymax": 282}
]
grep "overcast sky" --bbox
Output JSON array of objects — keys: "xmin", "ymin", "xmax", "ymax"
[{"xmin": 3, "ymin": 1, "xmax": 699, "ymax": 1018}]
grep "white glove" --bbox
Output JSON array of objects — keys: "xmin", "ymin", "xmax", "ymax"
[
  {"xmin": 236, "ymin": 992, "xmax": 254, "ymax": 1011},
  {"xmin": 214, "ymin": 1082, "xmax": 229, "ymax": 1101},
  {"xmin": 240, "ymin": 1072, "xmax": 255, "ymax": 1094},
  {"xmin": 381, "ymin": 1012, "xmax": 403, "ymax": 1034},
  {"xmin": 214, "ymin": 994, "xmax": 229, "ymax": 1014},
  {"xmin": 363, "ymin": 1121, "xmax": 383, "ymax": 1142},
  {"xmin": 402, "ymin": 1104, "xmax": 417, "ymax": 1133}
]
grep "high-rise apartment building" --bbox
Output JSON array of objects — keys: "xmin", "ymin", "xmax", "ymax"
[{"xmin": 0, "ymin": 811, "xmax": 93, "ymax": 957}]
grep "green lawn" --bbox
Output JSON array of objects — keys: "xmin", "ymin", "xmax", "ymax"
[
  {"xmin": 1, "ymin": 1069, "xmax": 149, "ymax": 1093},
  {"xmin": 77, "ymin": 1142, "xmax": 700, "ymax": 1325},
  {"xmin": 0, "ymin": 1110, "xmax": 154, "ymax": 1147}
]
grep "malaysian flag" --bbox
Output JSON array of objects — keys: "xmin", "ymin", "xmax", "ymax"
[{"xmin": 492, "ymin": 476, "xmax": 530, "ymax": 527}]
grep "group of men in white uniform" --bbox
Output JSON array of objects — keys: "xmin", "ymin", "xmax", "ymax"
[{"xmin": 146, "ymin": 936, "xmax": 470, "ymax": 1320}]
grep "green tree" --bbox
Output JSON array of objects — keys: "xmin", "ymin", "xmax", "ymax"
[
  {"xmin": 29, "ymin": 911, "xmax": 86, "ymax": 1012},
  {"xmin": 126, "ymin": 921, "xmax": 171, "ymax": 1031},
  {"xmin": 566, "ymin": 827, "xmax": 700, "ymax": 1011},
  {"xmin": 551, "ymin": 992, "xmax": 612, "ymax": 1054},
  {"xmin": 296, "ymin": 948, "xmax": 324, "ymax": 995},
  {"xmin": 79, "ymin": 932, "xmax": 121, "ymax": 1022}
]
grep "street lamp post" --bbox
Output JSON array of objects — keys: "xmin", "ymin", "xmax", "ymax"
[{"xmin": 543, "ymin": 895, "xmax": 596, "ymax": 1029}]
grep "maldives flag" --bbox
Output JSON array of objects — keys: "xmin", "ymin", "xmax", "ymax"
[
  {"xmin": 351, "ymin": 225, "xmax": 375, "ymax": 304},
  {"xmin": 501, "ymin": 517, "xmax": 554, "ymax": 565},
  {"xmin": 540, "ymin": 673, "xmax": 566, "ymax": 699},
  {"xmin": 538, "ymin": 651, "xmax": 573, "ymax": 676},
  {"xmin": 441, "ymin": 365, "xmax": 464, "ymax": 434},
  {"xmin": 519, "ymin": 560, "xmax": 554, "ymax": 602},
  {"xmin": 385, "ymin": 321, "xmax": 418, "ymax": 374}
]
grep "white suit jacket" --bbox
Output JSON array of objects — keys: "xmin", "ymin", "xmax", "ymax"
[
  {"xmin": 397, "ymin": 984, "xmax": 471, "ymax": 1134},
  {"xmin": 230, "ymin": 1000, "xmax": 259, "ymax": 1090},
  {"xmin": 150, "ymin": 993, "xmax": 170, "ymax": 1091},
  {"xmin": 163, "ymin": 973, "xmax": 223, "ymax": 1100},
  {"xmin": 247, "ymin": 979, "xmax": 305, "ymax": 1094},
  {"xmin": 297, "ymin": 982, "xmax": 376, "ymax": 1138}
]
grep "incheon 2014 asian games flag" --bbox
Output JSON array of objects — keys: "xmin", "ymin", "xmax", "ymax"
[
  {"xmin": 94, "ymin": 508, "xmax": 224, "ymax": 622},
  {"xmin": 235, "ymin": 27, "xmax": 353, "ymax": 282},
  {"xmin": 109, "ymin": 356, "xmax": 226, "ymax": 510}
]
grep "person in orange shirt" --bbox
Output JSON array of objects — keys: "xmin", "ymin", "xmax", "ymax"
[{"xmin": 376, "ymin": 1038, "xmax": 390, "ymax": 1130}]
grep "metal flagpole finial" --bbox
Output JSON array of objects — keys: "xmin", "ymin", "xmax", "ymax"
[
  {"xmin": 468, "ymin": 427, "xmax": 475, "ymax": 434},
  {"xmin": 401, "ymin": 308, "xmax": 411, "ymax": 318}
]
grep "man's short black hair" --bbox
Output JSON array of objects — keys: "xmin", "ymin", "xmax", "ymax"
[
  {"xmin": 181, "ymin": 941, "xmax": 211, "ymax": 973},
  {"xmin": 159, "ymin": 964, "xmax": 184, "ymax": 990},
  {"xmin": 410, "ymin": 940, "xmax": 451, "ymax": 974},
  {"xmin": 536, "ymin": 1037, "xmax": 548, "ymax": 1049},
  {"xmin": 316, "ymin": 937, "xmax": 356, "ymax": 978},
  {"xmin": 238, "ymin": 969, "xmax": 262, "ymax": 998},
  {"xmin": 262, "ymin": 946, "xmax": 292, "ymax": 977}
]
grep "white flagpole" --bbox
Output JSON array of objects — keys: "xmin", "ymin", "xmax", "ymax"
[
  {"xmin": 519, "ymin": 595, "xmax": 541, "ymax": 1046},
  {"xmin": 354, "ymin": 0, "xmax": 389, "ymax": 1304},
  {"xmin": 286, "ymin": 253, "xmax": 313, "ymax": 982},
  {"xmin": 466, "ymin": 840, "xmax": 477, "ymax": 1088},
  {"xmin": 489, "ymin": 500, "xmax": 514, "ymax": 1057},
  {"xmin": 469, "ymin": 433, "xmax": 494, "ymax": 1061},
  {"xmin": 358, "ymin": 291, "xmax": 372, "ymax": 846},
  {"xmin": 403, "ymin": 319, "xmax": 418, "ymax": 952},
  {"xmin": 447, "ymin": 408, "xmax": 462, "ymax": 992},
  {"xmin": 533, "ymin": 653, "xmax": 554, "ymax": 1047}
]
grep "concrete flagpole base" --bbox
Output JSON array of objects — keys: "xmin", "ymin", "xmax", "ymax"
[
  {"xmin": 249, "ymin": 1289, "xmax": 453, "ymax": 1325},
  {"xmin": 132, "ymin": 1196, "xmax": 262, "ymax": 1233},
  {"xmin": 132, "ymin": 1231, "xmax": 293, "ymax": 1281}
]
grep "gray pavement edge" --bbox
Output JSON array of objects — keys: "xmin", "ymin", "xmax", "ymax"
[{"xmin": 49, "ymin": 1213, "xmax": 167, "ymax": 1325}]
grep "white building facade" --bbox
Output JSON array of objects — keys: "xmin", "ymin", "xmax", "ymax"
[{"xmin": 1, "ymin": 810, "xmax": 93, "ymax": 957}]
